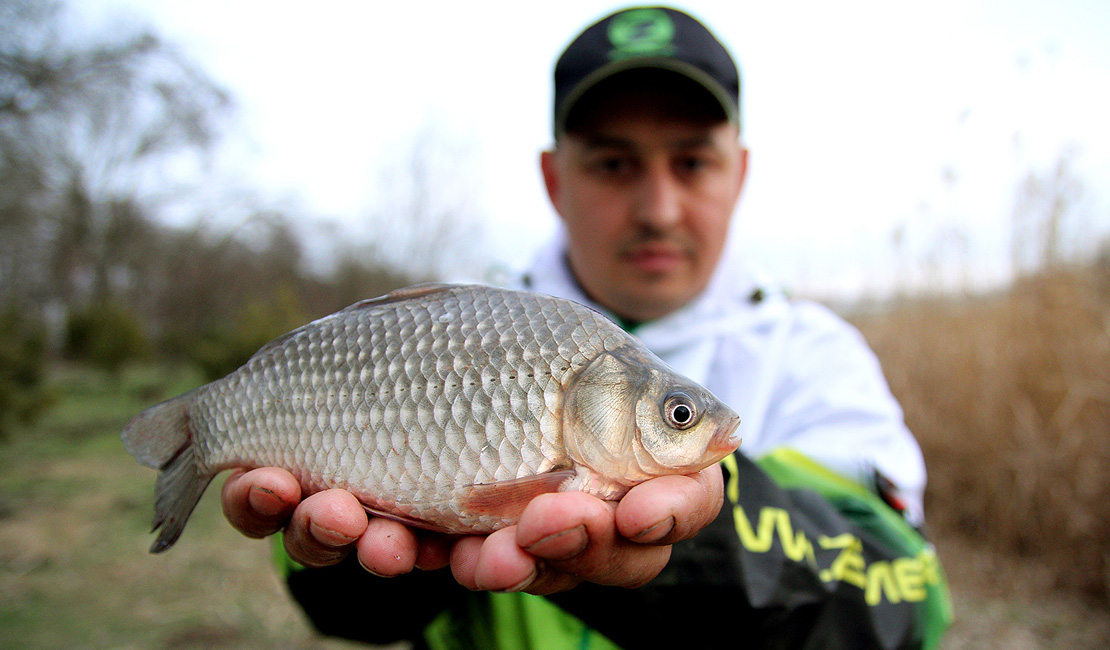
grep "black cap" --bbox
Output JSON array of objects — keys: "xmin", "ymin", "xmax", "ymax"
[{"xmin": 553, "ymin": 6, "xmax": 741, "ymax": 137}]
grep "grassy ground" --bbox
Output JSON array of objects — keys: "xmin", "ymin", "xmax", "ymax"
[
  {"xmin": 1, "ymin": 341, "xmax": 1107, "ymax": 648},
  {"xmin": 934, "ymin": 537, "xmax": 1109, "ymax": 649},
  {"xmin": 0, "ymin": 364, "xmax": 372, "ymax": 650}
]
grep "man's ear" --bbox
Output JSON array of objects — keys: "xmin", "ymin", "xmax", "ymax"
[
  {"xmin": 734, "ymin": 146, "xmax": 750, "ymax": 202},
  {"xmin": 540, "ymin": 149, "xmax": 562, "ymax": 215}
]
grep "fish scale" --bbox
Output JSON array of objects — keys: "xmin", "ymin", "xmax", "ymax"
[{"xmin": 123, "ymin": 283, "xmax": 741, "ymax": 552}]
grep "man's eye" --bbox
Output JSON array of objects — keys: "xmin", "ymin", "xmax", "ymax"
[
  {"xmin": 676, "ymin": 156, "xmax": 709, "ymax": 173},
  {"xmin": 593, "ymin": 157, "xmax": 631, "ymax": 174}
]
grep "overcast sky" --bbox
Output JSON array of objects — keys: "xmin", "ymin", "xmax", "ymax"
[{"xmin": 77, "ymin": 0, "xmax": 1110, "ymax": 298}]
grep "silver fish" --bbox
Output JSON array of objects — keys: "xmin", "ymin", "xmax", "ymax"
[{"xmin": 123, "ymin": 284, "xmax": 741, "ymax": 552}]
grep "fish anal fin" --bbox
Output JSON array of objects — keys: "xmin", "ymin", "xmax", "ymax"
[
  {"xmin": 361, "ymin": 505, "xmax": 457, "ymax": 535},
  {"xmin": 460, "ymin": 470, "xmax": 578, "ymax": 519}
]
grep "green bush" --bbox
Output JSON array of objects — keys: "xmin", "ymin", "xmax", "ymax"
[
  {"xmin": 0, "ymin": 310, "xmax": 55, "ymax": 439},
  {"xmin": 64, "ymin": 302, "xmax": 150, "ymax": 377}
]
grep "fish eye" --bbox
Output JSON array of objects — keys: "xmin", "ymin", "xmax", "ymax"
[{"xmin": 663, "ymin": 392, "xmax": 699, "ymax": 430}]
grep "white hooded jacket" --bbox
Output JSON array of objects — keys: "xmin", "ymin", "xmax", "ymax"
[{"xmin": 521, "ymin": 233, "xmax": 928, "ymax": 525}]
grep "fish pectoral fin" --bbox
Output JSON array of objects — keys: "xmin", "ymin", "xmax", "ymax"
[{"xmin": 460, "ymin": 469, "xmax": 578, "ymax": 518}]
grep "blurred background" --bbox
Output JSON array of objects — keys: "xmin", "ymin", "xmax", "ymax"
[{"xmin": 1, "ymin": 1, "xmax": 1107, "ymax": 648}]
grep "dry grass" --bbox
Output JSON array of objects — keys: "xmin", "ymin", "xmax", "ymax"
[{"xmin": 850, "ymin": 263, "xmax": 1110, "ymax": 605}]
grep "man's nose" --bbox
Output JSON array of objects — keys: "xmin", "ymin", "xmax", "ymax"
[{"xmin": 633, "ymin": 166, "xmax": 682, "ymax": 229}]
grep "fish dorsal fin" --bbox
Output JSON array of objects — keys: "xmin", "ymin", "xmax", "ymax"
[{"xmin": 341, "ymin": 283, "xmax": 465, "ymax": 313}]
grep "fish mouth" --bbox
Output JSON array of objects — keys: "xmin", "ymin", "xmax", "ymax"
[{"xmin": 709, "ymin": 414, "xmax": 742, "ymax": 456}]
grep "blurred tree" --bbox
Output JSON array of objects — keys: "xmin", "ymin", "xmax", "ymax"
[
  {"xmin": 327, "ymin": 249, "xmax": 414, "ymax": 310},
  {"xmin": 368, "ymin": 121, "xmax": 490, "ymax": 281},
  {"xmin": 0, "ymin": 0, "xmax": 231, "ymax": 316},
  {"xmin": 0, "ymin": 0, "xmax": 446, "ymax": 377},
  {"xmin": 154, "ymin": 212, "xmax": 310, "ymax": 356}
]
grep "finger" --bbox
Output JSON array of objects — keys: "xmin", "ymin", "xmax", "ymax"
[
  {"xmin": 516, "ymin": 491, "xmax": 670, "ymax": 590},
  {"xmin": 449, "ymin": 535, "xmax": 485, "ymax": 590},
  {"xmin": 283, "ymin": 489, "xmax": 367, "ymax": 568},
  {"xmin": 516, "ymin": 491, "xmax": 606, "ymax": 560},
  {"xmin": 354, "ymin": 517, "xmax": 419, "ymax": 577},
  {"xmin": 471, "ymin": 527, "xmax": 540, "ymax": 592},
  {"xmin": 414, "ymin": 531, "xmax": 454, "ymax": 571},
  {"xmin": 450, "ymin": 528, "xmax": 580, "ymax": 595},
  {"xmin": 615, "ymin": 465, "xmax": 725, "ymax": 545},
  {"xmin": 221, "ymin": 467, "xmax": 301, "ymax": 538}
]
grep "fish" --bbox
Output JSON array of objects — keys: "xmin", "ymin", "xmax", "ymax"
[{"xmin": 122, "ymin": 283, "xmax": 742, "ymax": 553}]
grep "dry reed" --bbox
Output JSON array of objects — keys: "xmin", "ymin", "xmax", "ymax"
[{"xmin": 850, "ymin": 263, "xmax": 1110, "ymax": 603}]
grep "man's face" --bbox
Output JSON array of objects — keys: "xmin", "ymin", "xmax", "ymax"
[{"xmin": 541, "ymin": 85, "xmax": 748, "ymax": 323}]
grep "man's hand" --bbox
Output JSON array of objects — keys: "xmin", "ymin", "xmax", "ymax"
[
  {"xmin": 221, "ymin": 468, "xmax": 454, "ymax": 572},
  {"xmin": 220, "ymin": 465, "xmax": 725, "ymax": 594}
]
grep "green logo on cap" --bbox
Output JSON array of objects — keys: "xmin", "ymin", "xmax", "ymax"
[{"xmin": 607, "ymin": 8, "xmax": 675, "ymax": 59}]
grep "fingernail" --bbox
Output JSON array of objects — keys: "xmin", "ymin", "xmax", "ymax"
[
  {"xmin": 523, "ymin": 524, "xmax": 588, "ymax": 560},
  {"xmin": 357, "ymin": 555, "xmax": 392, "ymax": 578},
  {"xmin": 248, "ymin": 486, "xmax": 286, "ymax": 516},
  {"xmin": 631, "ymin": 516, "xmax": 675, "ymax": 543},
  {"xmin": 309, "ymin": 520, "xmax": 359, "ymax": 548}
]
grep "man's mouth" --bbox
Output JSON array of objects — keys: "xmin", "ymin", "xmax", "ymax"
[{"xmin": 622, "ymin": 242, "xmax": 690, "ymax": 274}]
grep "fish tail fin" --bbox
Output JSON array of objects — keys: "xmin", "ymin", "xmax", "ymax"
[
  {"xmin": 122, "ymin": 391, "xmax": 214, "ymax": 553},
  {"xmin": 150, "ymin": 443, "xmax": 213, "ymax": 553}
]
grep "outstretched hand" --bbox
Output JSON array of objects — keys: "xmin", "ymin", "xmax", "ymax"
[{"xmin": 220, "ymin": 465, "xmax": 724, "ymax": 595}]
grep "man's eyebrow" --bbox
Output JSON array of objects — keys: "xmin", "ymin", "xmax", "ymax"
[
  {"xmin": 579, "ymin": 134, "xmax": 634, "ymax": 149},
  {"xmin": 670, "ymin": 133, "xmax": 716, "ymax": 149}
]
